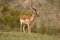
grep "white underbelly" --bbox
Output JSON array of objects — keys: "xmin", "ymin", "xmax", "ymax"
[{"xmin": 20, "ymin": 19, "xmax": 30, "ymax": 24}]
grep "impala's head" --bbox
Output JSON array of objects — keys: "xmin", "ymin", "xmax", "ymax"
[
  {"xmin": 31, "ymin": 3, "xmax": 39, "ymax": 17},
  {"xmin": 32, "ymin": 7, "xmax": 39, "ymax": 17}
]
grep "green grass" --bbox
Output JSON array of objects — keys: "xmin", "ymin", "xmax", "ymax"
[{"xmin": 0, "ymin": 32, "xmax": 60, "ymax": 40}]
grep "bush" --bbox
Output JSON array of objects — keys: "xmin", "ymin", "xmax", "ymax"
[
  {"xmin": 1, "ymin": 4, "xmax": 9, "ymax": 14},
  {"xmin": 20, "ymin": 10, "xmax": 32, "ymax": 16}
]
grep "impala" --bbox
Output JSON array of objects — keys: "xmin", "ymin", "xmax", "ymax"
[{"xmin": 20, "ymin": 6, "xmax": 39, "ymax": 33}]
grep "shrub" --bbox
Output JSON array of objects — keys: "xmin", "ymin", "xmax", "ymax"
[
  {"xmin": 1, "ymin": 4, "xmax": 9, "ymax": 14},
  {"xmin": 20, "ymin": 10, "xmax": 32, "ymax": 16}
]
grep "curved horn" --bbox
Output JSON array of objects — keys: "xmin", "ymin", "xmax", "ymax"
[
  {"xmin": 31, "ymin": 2, "xmax": 37, "ymax": 14},
  {"xmin": 31, "ymin": 1, "xmax": 39, "ymax": 16},
  {"xmin": 31, "ymin": 5, "xmax": 38, "ymax": 15}
]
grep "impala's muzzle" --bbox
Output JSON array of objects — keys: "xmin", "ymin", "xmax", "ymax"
[{"xmin": 35, "ymin": 12, "xmax": 40, "ymax": 17}]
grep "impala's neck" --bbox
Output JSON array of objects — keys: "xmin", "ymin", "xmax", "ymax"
[{"xmin": 30, "ymin": 13, "xmax": 36, "ymax": 23}]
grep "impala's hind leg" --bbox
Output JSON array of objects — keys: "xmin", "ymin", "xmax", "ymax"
[{"xmin": 20, "ymin": 22, "xmax": 23, "ymax": 32}]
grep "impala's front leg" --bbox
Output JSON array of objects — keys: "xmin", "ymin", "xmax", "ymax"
[
  {"xmin": 23, "ymin": 24, "xmax": 25, "ymax": 33},
  {"xmin": 28, "ymin": 24, "xmax": 31, "ymax": 34}
]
